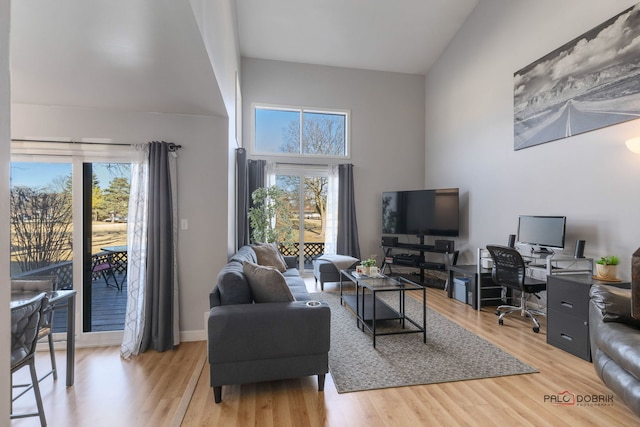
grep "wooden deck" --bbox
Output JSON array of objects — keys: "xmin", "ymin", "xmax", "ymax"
[{"xmin": 52, "ymin": 273, "xmax": 127, "ymax": 333}]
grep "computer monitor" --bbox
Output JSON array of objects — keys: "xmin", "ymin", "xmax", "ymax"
[{"xmin": 517, "ymin": 215, "xmax": 566, "ymax": 254}]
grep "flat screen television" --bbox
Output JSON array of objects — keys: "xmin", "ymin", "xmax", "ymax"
[
  {"xmin": 517, "ymin": 215, "xmax": 566, "ymax": 253},
  {"xmin": 382, "ymin": 188, "xmax": 459, "ymax": 237}
]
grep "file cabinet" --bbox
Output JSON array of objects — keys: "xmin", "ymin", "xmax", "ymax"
[{"xmin": 547, "ymin": 274, "xmax": 629, "ymax": 361}]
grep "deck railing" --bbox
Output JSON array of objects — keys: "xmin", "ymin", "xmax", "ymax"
[
  {"xmin": 11, "ymin": 251, "xmax": 128, "ymax": 290},
  {"xmin": 278, "ymin": 242, "xmax": 325, "ymax": 268}
]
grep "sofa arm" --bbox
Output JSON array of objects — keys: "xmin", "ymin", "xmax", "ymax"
[{"xmin": 208, "ymin": 301, "xmax": 330, "ymax": 364}]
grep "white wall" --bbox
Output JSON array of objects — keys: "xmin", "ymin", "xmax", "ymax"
[
  {"xmin": 1, "ymin": 0, "xmax": 10, "ymax": 422},
  {"xmin": 189, "ymin": 0, "xmax": 241, "ymax": 255},
  {"xmin": 11, "ymin": 104, "xmax": 229, "ymax": 334},
  {"xmin": 241, "ymin": 58, "xmax": 426, "ymax": 261},
  {"xmin": 425, "ymin": 0, "xmax": 640, "ymax": 279}
]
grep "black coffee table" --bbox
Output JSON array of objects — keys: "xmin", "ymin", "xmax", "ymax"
[{"xmin": 339, "ymin": 269, "xmax": 426, "ymax": 347}]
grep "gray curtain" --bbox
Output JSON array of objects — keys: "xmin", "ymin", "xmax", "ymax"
[
  {"xmin": 236, "ymin": 149, "xmax": 266, "ymax": 248},
  {"xmin": 337, "ymin": 163, "xmax": 361, "ymax": 259},
  {"xmin": 236, "ymin": 148, "xmax": 249, "ymax": 248},
  {"xmin": 140, "ymin": 141, "xmax": 175, "ymax": 352}
]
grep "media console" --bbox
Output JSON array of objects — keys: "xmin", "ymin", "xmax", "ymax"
[{"xmin": 381, "ymin": 242, "xmax": 459, "ymax": 289}]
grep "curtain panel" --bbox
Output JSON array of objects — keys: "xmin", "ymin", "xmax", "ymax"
[
  {"xmin": 121, "ymin": 141, "xmax": 179, "ymax": 358},
  {"xmin": 236, "ymin": 149, "xmax": 266, "ymax": 248},
  {"xmin": 337, "ymin": 164, "xmax": 361, "ymax": 259}
]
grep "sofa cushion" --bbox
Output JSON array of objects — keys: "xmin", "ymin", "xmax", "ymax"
[
  {"xmin": 285, "ymin": 275, "xmax": 312, "ymax": 301},
  {"xmin": 243, "ymin": 261, "xmax": 295, "ymax": 303},
  {"xmin": 252, "ymin": 243, "xmax": 287, "ymax": 272},
  {"xmin": 216, "ymin": 261, "xmax": 252, "ymax": 305},
  {"xmin": 229, "ymin": 245, "xmax": 258, "ymax": 265},
  {"xmin": 590, "ymin": 284, "xmax": 640, "ymax": 328}
]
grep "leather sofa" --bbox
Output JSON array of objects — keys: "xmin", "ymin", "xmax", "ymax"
[
  {"xmin": 208, "ymin": 245, "xmax": 330, "ymax": 403},
  {"xmin": 589, "ymin": 284, "xmax": 640, "ymax": 417}
]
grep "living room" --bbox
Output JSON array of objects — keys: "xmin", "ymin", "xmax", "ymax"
[{"xmin": 3, "ymin": 0, "xmax": 640, "ymax": 425}]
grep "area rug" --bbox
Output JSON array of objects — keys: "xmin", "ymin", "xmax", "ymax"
[{"xmin": 311, "ymin": 292, "xmax": 538, "ymax": 393}]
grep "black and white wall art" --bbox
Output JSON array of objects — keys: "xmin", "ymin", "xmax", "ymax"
[{"xmin": 514, "ymin": 2, "xmax": 640, "ymax": 150}]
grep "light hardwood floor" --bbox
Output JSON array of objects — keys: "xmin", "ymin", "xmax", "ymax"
[{"xmin": 12, "ymin": 277, "xmax": 639, "ymax": 426}]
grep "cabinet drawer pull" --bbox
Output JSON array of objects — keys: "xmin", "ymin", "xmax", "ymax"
[
  {"xmin": 561, "ymin": 333, "xmax": 573, "ymax": 341},
  {"xmin": 561, "ymin": 301, "xmax": 573, "ymax": 309}
]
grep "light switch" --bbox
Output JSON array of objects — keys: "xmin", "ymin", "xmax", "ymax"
[{"xmin": 180, "ymin": 219, "xmax": 188, "ymax": 230}]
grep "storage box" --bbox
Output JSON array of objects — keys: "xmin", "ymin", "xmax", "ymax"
[{"xmin": 454, "ymin": 277, "xmax": 470, "ymax": 304}]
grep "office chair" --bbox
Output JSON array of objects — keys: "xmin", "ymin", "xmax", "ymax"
[
  {"xmin": 11, "ymin": 293, "xmax": 48, "ymax": 426},
  {"xmin": 11, "ymin": 276, "xmax": 58, "ymax": 382},
  {"xmin": 486, "ymin": 245, "xmax": 547, "ymax": 333}
]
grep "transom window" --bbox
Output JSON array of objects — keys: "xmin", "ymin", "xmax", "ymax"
[{"xmin": 253, "ymin": 105, "xmax": 349, "ymax": 158}]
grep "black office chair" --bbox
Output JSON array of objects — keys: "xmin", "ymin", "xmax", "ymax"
[
  {"xmin": 11, "ymin": 293, "xmax": 48, "ymax": 426},
  {"xmin": 486, "ymin": 245, "xmax": 547, "ymax": 333}
]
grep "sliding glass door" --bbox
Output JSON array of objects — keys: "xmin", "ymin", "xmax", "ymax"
[
  {"xmin": 84, "ymin": 162, "xmax": 130, "ymax": 332},
  {"xmin": 10, "ymin": 146, "xmax": 132, "ymax": 343},
  {"xmin": 273, "ymin": 166, "xmax": 328, "ymax": 271},
  {"xmin": 10, "ymin": 161, "xmax": 74, "ymax": 332}
]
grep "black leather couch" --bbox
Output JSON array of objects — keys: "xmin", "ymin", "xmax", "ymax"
[
  {"xmin": 208, "ymin": 245, "xmax": 330, "ymax": 403},
  {"xmin": 589, "ymin": 284, "xmax": 640, "ymax": 417}
]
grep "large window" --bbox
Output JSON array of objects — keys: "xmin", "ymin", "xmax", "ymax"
[{"xmin": 253, "ymin": 105, "xmax": 349, "ymax": 158}]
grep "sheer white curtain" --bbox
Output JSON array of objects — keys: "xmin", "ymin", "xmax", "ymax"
[
  {"xmin": 324, "ymin": 165, "xmax": 339, "ymax": 254},
  {"xmin": 121, "ymin": 144, "xmax": 149, "ymax": 359}
]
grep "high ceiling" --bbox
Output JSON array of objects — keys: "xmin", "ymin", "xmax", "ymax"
[
  {"xmin": 10, "ymin": 0, "xmax": 226, "ymax": 116},
  {"xmin": 235, "ymin": 0, "xmax": 479, "ymax": 75},
  {"xmin": 10, "ymin": 0, "xmax": 478, "ymax": 116}
]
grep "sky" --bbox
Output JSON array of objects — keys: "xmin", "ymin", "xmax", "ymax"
[
  {"xmin": 10, "ymin": 162, "xmax": 129, "ymax": 190},
  {"xmin": 254, "ymin": 108, "xmax": 298, "ymax": 152}
]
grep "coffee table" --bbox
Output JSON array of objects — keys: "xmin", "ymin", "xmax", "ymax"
[{"xmin": 339, "ymin": 269, "xmax": 426, "ymax": 347}]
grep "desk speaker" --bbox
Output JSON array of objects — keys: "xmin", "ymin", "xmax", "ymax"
[
  {"xmin": 508, "ymin": 234, "xmax": 516, "ymax": 248},
  {"xmin": 574, "ymin": 240, "xmax": 585, "ymax": 258}
]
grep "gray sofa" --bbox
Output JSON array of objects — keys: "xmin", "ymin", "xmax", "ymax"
[
  {"xmin": 208, "ymin": 245, "xmax": 330, "ymax": 403},
  {"xmin": 589, "ymin": 284, "xmax": 640, "ymax": 417}
]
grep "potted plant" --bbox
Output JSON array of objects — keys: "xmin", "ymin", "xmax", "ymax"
[
  {"xmin": 361, "ymin": 258, "xmax": 376, "ymax": 275},
  {"xmin": 595, "ymin": 255, "xmax": 619, "ymax": 280},
  {"xmin": 247, "ymin": 186, "xmax": 295, "ymax": 249}
]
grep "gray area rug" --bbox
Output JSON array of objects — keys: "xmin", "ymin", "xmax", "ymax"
[{"xmin": 311, "ymin": 291, "xmax": 538, "ymax": 393}]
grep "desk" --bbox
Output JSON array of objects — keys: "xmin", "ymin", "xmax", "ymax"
[
  {"xmin": 11, "ymin": 289, "xmax": 77, "ymax": 386},
  {"xmin": 447, "ymin": 264, "xmax": 498, "ymax": 310}
]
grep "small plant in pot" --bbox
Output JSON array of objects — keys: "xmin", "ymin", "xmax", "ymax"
[
  {"xmin": 595, "ymin": 255, "xmax": 619, "ymax": 280},
  {"xmin": 361, "ymin": 258, "xmax": 376, "ymax": 275}
]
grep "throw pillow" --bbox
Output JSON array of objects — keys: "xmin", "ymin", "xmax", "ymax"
[
  {"xmin": 243, "ymin": 261, "xmax": 295, "ymax": 303},
  {"xmin": 591, "ymin": 284, "xmax": 640, "ymax": 329},
  {"xmin": 252, "ymin": 243, "xmax": 288, "ymax": 272}
]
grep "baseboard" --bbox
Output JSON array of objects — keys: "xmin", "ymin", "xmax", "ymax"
[{"xmin": 180, "ymin": 329, "xmax": 206, "ymax": 342}]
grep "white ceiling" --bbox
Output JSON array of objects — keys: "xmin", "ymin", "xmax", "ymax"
[
  {"xmin": 10, "ymin": 0, "xmax": 227, "ymax": 116},
  {"xmin": 10, "ymin": 0, "xmax": 478, "ymax": 116},
  {"xmin": 235, "ymin": 0, "xmax": 479, "ymax": 75}
]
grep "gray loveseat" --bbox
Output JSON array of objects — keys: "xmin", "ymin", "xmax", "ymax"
[
  {"xmin": 208, "ymin": 245, "xmax": 330, "ymax": 403},
  {"xmin": 589, "ymin": 284, "xmax": 640, "ymax": 417}
]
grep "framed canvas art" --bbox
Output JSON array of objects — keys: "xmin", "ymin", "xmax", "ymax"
[{"xmin": 514, "ymin": 3, "xmax": 640, "ymax": 150}]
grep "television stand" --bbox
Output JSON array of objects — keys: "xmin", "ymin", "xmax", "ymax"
[{"xmin": 381, "ymin": 239, "xmax": 459, "ymax": 289}]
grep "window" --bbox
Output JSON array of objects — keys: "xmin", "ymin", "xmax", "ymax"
[{"xmin": 253, "ymin": 105, "xmax": 349, "ymax": 157}]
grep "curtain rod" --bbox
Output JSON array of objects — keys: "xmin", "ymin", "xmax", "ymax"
[
  {"xmin": 273, "ymin": 161, "xmax": 330, "ymax": 167},
  {"xmin": 12, "ymin": 139, "xmax": 182, "ymax": 151}
]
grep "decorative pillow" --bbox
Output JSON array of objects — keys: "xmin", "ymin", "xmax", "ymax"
[
  {"xmin": 243, "ymin": 261, "xmax": 295, "ymax": 303},
  {"xmin": 591, "ymin": 284, "xmax": 640, "ymax": 328},
  {"xmin": 252, "ymin": 243, "xmax": 287, "ymax": 273}
]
